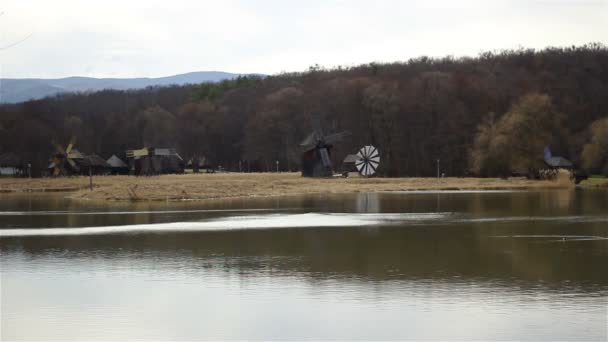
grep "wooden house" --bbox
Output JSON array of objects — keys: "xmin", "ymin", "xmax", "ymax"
[
  {"xmin": 126, "ymin": 147, "xmax": 184, "ymax": 175},
  {"xmin": 0, "ymin": 153, "xmax": 25, "ymax": 176},
  {"xmin": 106, "ymin": 155, "xmax": 129, "ymax": 175}
]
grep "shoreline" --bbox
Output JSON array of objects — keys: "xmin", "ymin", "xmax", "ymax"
[{"xmin": 0, "ymin": 173, "xmax": 592, "ymax": 203}]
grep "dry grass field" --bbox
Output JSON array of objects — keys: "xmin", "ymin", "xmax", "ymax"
[{"xmin": 0, "ymin": 172, "xmax": 578, "ymax": 202}]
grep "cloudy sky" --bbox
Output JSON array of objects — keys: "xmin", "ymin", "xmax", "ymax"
[{"xmin": 1, "ymin": 0, "xmax": 606, "ymax": 78}]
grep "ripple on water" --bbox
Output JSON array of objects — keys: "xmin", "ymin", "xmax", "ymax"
[{"xmin": 0, "ymin": 212, "xmax": 451, "ymax": 237}]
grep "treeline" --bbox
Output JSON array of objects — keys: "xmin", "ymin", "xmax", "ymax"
[{"xmin": 1, "ymin": 43, "xmax": 607, "ymax": 177}]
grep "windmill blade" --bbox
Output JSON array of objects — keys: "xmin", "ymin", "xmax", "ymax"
[
  {"xmin": 319, "ymin": 147, "xmax": 332, "ymax": 168},
  {"xmin": 53, "ymin": 141, "xmax": 66, "ymax": 155},
  {"xmin": 66, "ymin": 136, "xmax": 77, "ymax": 154},
  {"xmin": 301, "ymin": 145, "xmax": 317, "ymax": 152},
  {"xmin": 299, "ymin": 132, "xmax": 318, "ymax": 151},
  {"xmin": 367, "ymin": 146, "xmax": 378, "ymax": 158},
  {"xmin": 366, "ymin": 146, "xmax": 374, "ymax": 158},
  {"xmin": 324, "ymin": 131, "xmax": 351, "ymax": 145},
  {"xmin": 369, "ymin": 160, "xmax": 379, "ymax": 172},
  {"xmin": 355, "ymin": 160, "xmax": 365, "ymax": 172},
  {"xmin": 361, "ymin": 162, "xmax": 370, "ymax": 176},
  {"xmin": 66, "ymin": 157, "xmax": 77, "ymax": 170}
]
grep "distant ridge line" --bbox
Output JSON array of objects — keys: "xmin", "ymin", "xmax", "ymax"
[{"xmin": 0, "ymin": 71, "xmax": 263, "ymax": 104}]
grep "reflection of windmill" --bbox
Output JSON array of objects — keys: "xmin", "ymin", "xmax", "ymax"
[
  {"xmin": 299, "ymin": 114, "xmax": 350, "ymax": 177},
  {"xmin": 50, "ymin": 137, "xmax": 83, "ymax": 176}
]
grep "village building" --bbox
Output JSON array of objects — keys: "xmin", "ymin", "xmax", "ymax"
[
  {"xmin": 0, "ymin": 153, "xmax": 26, "ymax": 176},
  {"xmin": 106, "ymin": 155, "xmax": 129, "ymax": 175}
]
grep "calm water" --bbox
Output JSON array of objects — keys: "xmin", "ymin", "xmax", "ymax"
[{"xmin": 1, "ymin": 190, "xmax": 607, "ymax": 340}]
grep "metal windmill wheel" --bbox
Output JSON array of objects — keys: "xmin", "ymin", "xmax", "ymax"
[{"xmin": 355, "ymin": 145, "xmax": 380, "ymax": 176}]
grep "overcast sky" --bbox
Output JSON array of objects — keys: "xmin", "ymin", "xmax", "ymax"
[{"xmin": 1, "ymin": 0, "xmax": 606, "ymax": 79}]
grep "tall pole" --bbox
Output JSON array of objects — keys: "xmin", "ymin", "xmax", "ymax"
[
  {"xmin": 436, "ymin": 158, "xmax": 440, "ymax": 179},
  {"xmin": 89, "ymin": 157, "xmax": 93, "ymax": 191}
]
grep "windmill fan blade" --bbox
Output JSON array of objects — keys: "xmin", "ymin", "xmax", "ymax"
[
  {"xmin": 66, "ymin": 136, "xmax": 76, "ymax": 154},
  {"xmin": 324, "ymin": 131, "xmax": 351, "ymax": 145},
  {"xmin": 300, "ymin": 132, "xmax": 317, "ymax": 149},
  {"xmin": 301, "ymin": 145, "xmax": 317, "ymax": 152},
  {"xmin": 319, "ymin": 147, "xmax": 331, "ymax": 168},
  {"xmin": 362, "ymin": 163, "xmax": 371, "ymax": 176},
  {"xmin": 67, "ymin": 158, "xmax": 77, "ymax": 169},
  {"xmin": 53, "ymin": 142, "xmax": 66, "ymax": 154},
  {"xmin": 368, "ymin": 147, "xmax": 378, "ymax": 158},
  {"xmin": 355, "ymin": 160, "xmax": 365, "ymax": 172}
]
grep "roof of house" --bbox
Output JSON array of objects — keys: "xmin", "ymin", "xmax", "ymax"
[
  {"xmin": 343, "ymin": 154, "xmax": 359, "ymax": 163},
  {"xmin": 544, "ymin": 156, "xmax": 573, "ymax": 168},
  {"xmin": 78, "ymin": 154, "xmax": 110, "ymax": 168},
  {"xmin": 107, "ymin": 154, "xmax": 128, "ymax": 168}
]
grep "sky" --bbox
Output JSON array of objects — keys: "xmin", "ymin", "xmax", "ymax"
[{"xmin": 1, "ymin": 0, "xmax": 606, "ymax": 79}]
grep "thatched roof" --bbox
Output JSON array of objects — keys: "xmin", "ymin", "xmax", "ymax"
[{"xmin": 78, "ymin": 154, "xmax": 110, "ymax": 168}]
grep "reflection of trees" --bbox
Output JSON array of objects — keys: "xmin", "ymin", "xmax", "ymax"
[
  {"xmin": 2, "ymin": 191, "xmax": 606, "ymax": 291},
  {"xmin": 4, "ymin": 220, "xmax": 607, "ymax": 291}
]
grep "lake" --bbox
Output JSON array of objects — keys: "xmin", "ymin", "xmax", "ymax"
[{"xmin": 1, "ymin": 190, "xmax": 607, "ymax": 340}]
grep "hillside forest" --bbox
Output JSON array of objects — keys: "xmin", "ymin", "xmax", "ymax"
[{"xmin": 1, "ymin": 44, "xmax": 607, "ymax": 177}]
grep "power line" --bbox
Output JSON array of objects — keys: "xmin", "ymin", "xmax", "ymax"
[
  {"xmin": 0, "ymin": 32, "xmax": 33, "ymax": 51},
  {"xmin": 0, "ymin": 11, "xmax": 33, "ymax": 50}
]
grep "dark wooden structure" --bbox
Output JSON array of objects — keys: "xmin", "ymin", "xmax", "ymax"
[
  {"xmin": 77, "ymin": 154, "xmax": 111, "ymax": 175},
  {"xmin": 187, "ymin": 156, "xmax": 214, "ymax": 173},
  {"xmin": 48, "ymin": 142, "xmax": 110, "ymax": 176},
  {"xmin": 126, "ymin": 147, "xmax": 185, "ymax": 175},
  {"xmin": 340, "ymin": 154, "xmax": 359, "ymax": 176},
  {"xmin": 299, "ymin": 114, "xmax": 350, "ymax": 177}
]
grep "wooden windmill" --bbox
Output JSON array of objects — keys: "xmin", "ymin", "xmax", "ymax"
[
  {"xmin": 299, "ymin": 114, "xmax": 350, "ymax": 177},
  {"xmin": 50, "ymin": 136, "xmax": 83, "ymax": 176}
]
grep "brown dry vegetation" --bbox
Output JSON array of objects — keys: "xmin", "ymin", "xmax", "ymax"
[{"xmin": 0, "ymin": 173, "xmax": 575, "ymax": 202}]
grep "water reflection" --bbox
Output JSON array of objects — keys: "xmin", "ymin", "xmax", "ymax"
[{"xmin": 1, "ymin": 190, "xmax": 607, "ymax": 340}]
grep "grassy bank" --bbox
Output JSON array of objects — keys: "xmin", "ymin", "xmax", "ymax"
[
  {"xmin": 0, "ymin": 172, "xmax": 579, "ymax": 202},
  {"xmin": 579, "ymin": 175, "xmax": 608, "ymax": 188}
]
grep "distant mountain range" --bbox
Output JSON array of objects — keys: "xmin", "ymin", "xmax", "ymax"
[{"xmin": 0, "ymin": 71, "xmax": 257, "ymax": 104}]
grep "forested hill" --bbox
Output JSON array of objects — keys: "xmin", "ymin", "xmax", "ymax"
[
  {"xmin": 0, "ymin": 71, "xmax": 251, "ymax": 103},
  {"xmin": 1, "ymin": 44, "xmax": 607, "ymax": 177}
]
